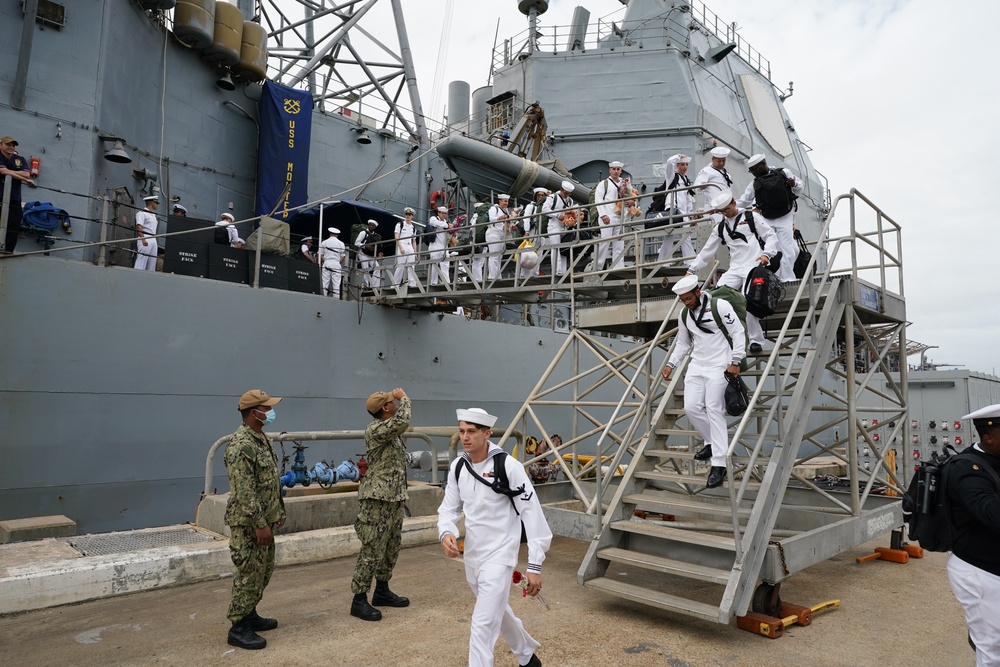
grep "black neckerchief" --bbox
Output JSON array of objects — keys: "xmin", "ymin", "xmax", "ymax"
[
  {"xmin": 722, "ymin": 211, "xmax": 748, "ymax": 243},
  {"xmin": 714, "ymin": 165, "xmax": 733, "ymax": 186},
  {"xmin": 691, "ymin": 293, "xmax": 713, "ymax": 334}
]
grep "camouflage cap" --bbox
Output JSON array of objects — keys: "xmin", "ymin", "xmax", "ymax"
[
  {"xmin": 238, "ymin": 389, "xmax": 282, "ymax": 411},
  {"xmin": 366, "ymin": 391, "xmax": 393, "ymax": 415}
]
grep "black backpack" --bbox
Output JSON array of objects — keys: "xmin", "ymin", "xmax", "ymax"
[
  {"xmin": 743, "ymin": 264, "xmax": 784, "ymax": 318},
  {"xmin": 214, "ymin": 225, "xmax": 230, "ymax": 246},
  {"xmin": 902, "ymin": 447, "xmax": 1000, "ymax": 552},
  {"xmin": 455, "ymin": 451, "xmax": 527, "ymax": 542},
  {"xmin": 716, "ymin": 210, "xmax": 782, "ymax": 275},
  {"xmin": 423, "ymin": 222, "xmax": 440, "ymax": 246},
  {"xmin": 753, "ymin": 168, "xmax": 797, "ymax": 220},
  {"xmin": 792, "ymin": 229, "xmax": 812, "ymax": 280}
]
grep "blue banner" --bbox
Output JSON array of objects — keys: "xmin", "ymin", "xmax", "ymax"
[{"xmin": 256, "ymin": 82, "xmax": 312, "ymax": 221}]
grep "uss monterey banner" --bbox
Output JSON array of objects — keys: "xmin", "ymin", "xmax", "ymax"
[{"xmin": 256, "ymin": 82, "xmax": 313, "ymax": 221}]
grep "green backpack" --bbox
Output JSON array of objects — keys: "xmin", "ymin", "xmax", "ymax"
[
  {"xmin": 680, "ymin": 290, "xmax": 749, "ymax": 370},
  {"xmin": 473, "ymin": 205, "xmax": 490, "ymax": 245}
]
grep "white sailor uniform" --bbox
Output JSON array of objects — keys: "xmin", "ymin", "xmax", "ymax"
[
  {"xmin": 693, "ymin": 163, "xmax": 734, "ymax": 211},
  {"xmin": 666, "ymin": 293, "xmax": 746, "ymax": 466},
  {"xmin": 426, "ymin": 216, "xmax": 451, "ymax": 286},
  {"xmin": 486, "ymin": 204, "xmax": 510, "ymax": 280},
  {"xmin": 134, "ymin": 208, "xmax": 158, "ymax": 271},
  {"xmin": 595, "ymin": 176, "xmax": 627, "ymax": 270},
  {"xmin": 658, "ymin": 154, "xmax": 696, "ymax": 261},
  {"xmin": 687, "ymin": 209, "xmax": 778, "ymax": 348},
  {"xmin": 540, "ymin": 193, "xmax": 570, "ymax": 276},
  {"xmin": 735, "ymin": 168, "xmax": 804, "ymax": 282},
  {"xmin": 392, "ymin": 220, "xmax": 418, "ymax": 288},
  {"xmin": 438, "ymin": 444, "xmax": 553, "ymax": 667},
  {"xmin": 318, "ymin": 235, "xmax": 346, "ymax": 298}
]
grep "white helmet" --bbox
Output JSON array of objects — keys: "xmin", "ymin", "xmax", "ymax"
[{"xmin": 519, "ymin": 251, "xmax": 539, "ymax": 270}]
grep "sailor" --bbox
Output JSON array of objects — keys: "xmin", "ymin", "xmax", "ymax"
[
  {"xmin": 735, "ymin": 154, "xmax": 804, "ymax": 282},
  {"xmin": 134, "ymin": 194, "xmax": 159, "ymax": 271},
  {"xmin": 318, "ymin": 227, "xmax": 347, "ymax": 298},
  {"xmin": 595, "ymin": 161, "xmax": 628, "ymax": 271},
  {"xmin": 438, "ymin": 407, "xmax": 552, "ymax": 667},
  {"xmin": 224, "ymin": 389, "xmax": 286, "ymax": 650},
  {"xmin": 486, "ymin": 195, "xmax": 513, "ymax": 280},
  {"xmin": 298, "ymin": 236, "xmax": 317, "ymax": 264},
  {"xmin": 351, "ymin": 388, "xmax": 412, "ymax": 622},
  {"xmin": 693, "ymin": 146, "xmax": 734, "ymax": 211},
  {"xmin": 393, "ymin": 207, "xmax": 418, "ymax": 289},
  {"xmin": 687, "ymin": 190, "xmax": 777, "ymax": 354},
  {"xmin": 354, "ymin": 219, "xmax": 382, "ymax": 289},
  {"xmin": 520, "ymin": 187, "xmax": 548, "ymax": 277},
  {"xmin": 171, "ymin": 203, "xmax": 188, "ymax": 217},
  {"xmin": 541, "ymin": 180, "xmax": 576, "ymax": 277},
  {"xmin": 215, "ymin": 212, "xmax": 240, "ymax": 247},
  {"xmin": 947, "ymin": 404, "xmax": 1000, "ymax": 666},
  {"xmin": 0, "ymin": 135, "xmax": 34, "ymax": 253},
  {"xmin": 427, "ymin": 206, "xmax": 452, "ymax": 286},
  {"xmin": 661, "ymin": 274, "xmax": 746, "ymax": 489},
  {"xmin": 657, "ymin": 153, "xmax": 696, "ymax": 262}
]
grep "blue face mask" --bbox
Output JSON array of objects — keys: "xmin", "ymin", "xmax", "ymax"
[{"xmin": 257, "ymin": 408, "xmax": 276, "ymax": 426}]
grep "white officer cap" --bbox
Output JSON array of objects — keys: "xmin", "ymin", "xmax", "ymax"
[
  {"xmin": 710, "ymin": 146, "xmax": 731, "ymax": 159},
  {"xmin": 328, "ymin": 227, "xmax": 340, "ymax": 234},
  {"xmin": 672, "ymin": 274, "xmax": 700, "ymax": 295},
  {"xmin": 172, "ymin": 204, "xmax": 188, "ymax": 213},
  {"xmin": 497, "ymin": 193, "xmax": 510, "ymax": 200},
  {"xmin": 710, "ymin": 190, "xmax": 734, "ymax": 209},
  {"xmin": 437, "ymin": 206, "xmax": 449, "ymax": 213},
  {"xmin": 403, "ymin": 207, "xmax": 415, "ymax": 214},
  {"xmin": 220, "ymin": 212, "xmax": 234, "ymax": 221},
  {"xmin": 143, "ymin": 195, "xmax": 159, "ymax": 202},
  {"xmin": 746, "ymin": 154, "xmax": 766, "ymax": 168},
  {"xmin": 608, "ymin": 161, "xmax": 624, "ymax": 168},
  {"xmin": 560, "ymin": 180, "xmax": 575, "ymax": 193},
  {"xmin": 367, "ymin": 219, "xmax": 378, "ymax": 226},
  {"xmin": 962, "ymin": 404, "xmax": 1000, "ymax": 428},
  {"xmin": 532, "ymin": 187, "xmax": 548, "ymax": 194},
  {"xmin": 456, "ymin": 407, "xmax": 498, "ymax": 428}
]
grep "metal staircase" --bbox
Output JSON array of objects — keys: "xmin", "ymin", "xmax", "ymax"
[{"xmin": 495, "ymin": 189, "xmax": 912, "ymax": 624}]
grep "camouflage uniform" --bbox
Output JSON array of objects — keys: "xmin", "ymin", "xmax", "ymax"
[
  {"xmin": 351, "ymin": 396, "xmax": 410, "ymax": 595},
  {"xmin": 224, "ymin": 423, "xmax": 286, "ymax": 623}
]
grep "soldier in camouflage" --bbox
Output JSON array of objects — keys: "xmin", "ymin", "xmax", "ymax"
[
  {"xmin": 223, "ymin": 389, "xmax": 287, "ymax": 650},
  {"xmin": 350, "ymin": 387, "xmax": 412, "ymax": 621}
]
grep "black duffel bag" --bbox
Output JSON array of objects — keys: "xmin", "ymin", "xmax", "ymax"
[
  {"xmin": 744, "ymin": 264, "xmax": 784, "ymax": 318},
  {"xmin": 793, "ymin": 229, "xmax": 812, "ymax": 279},
  {"xmin": 724, "ymin": 372, "xmax": 750, "ymax": 416}
]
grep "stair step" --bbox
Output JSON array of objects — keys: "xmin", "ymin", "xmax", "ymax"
[
  {"xmin": 610, "ymin": 519, "xmax": 737, "ymax": 549},
  {"xmin": 596, "ymin": 547, "xmax": 731, "ymax": 584},
  {"xmin": 624, "ymin": 492, "xmax": 752, "ymax": 517},
  {"xmin": 645, "ymin": 449, "xmax": 771, "ymax": 464},
  {"xmin": 653, "ymin": 428, "xmax": 701, "ymax": 437},
  {"xmin": 636, "ymin": 469, "xmax": 761, "ymax": 488},
  {"xmin": 583, "ymin": 577, "xmax": 722, "ymax": 623}
]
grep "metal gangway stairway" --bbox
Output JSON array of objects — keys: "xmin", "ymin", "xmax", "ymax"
[{"xmin": 487, "ymin": 189, "xmax": 912, "ymax": 624}]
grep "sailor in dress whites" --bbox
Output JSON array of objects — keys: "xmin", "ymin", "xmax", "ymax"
[
  {"xmin": 520, "ymin": 187, "xmax": 548, "ymax": 277},
  {"xmin": 393, "ymin": 207, "xmax": 418, "ymax": 289},
  {"xmin": 426, "ymin": 206, "xmax": 452, "ymax": 286},
  {"xmin": 318, "ymin": 227, "xmax": 347, "ymax": 298},
  {"xmin": 541, "ymin": 181, "xmax": 575, "ymax": 277},
  {"xmin": 657, "ymin": 153, "xmax": 697, "ymax": 261},
  {"xmin": 134, "ymin": 194, "xmax": 159, "ymax": 271},
  {"xmin": 354, "ymin": 219, "xmax": 381, "ymax": 288},
  {"xmin": 438, "ymin": 407, "xmax": 551, "ymax": 667},
  {"xmin": 687, "ymin": 189, "xmax": 778, "ymax": 353},
  {"xmin": 693, "ymin": 146, "xmax": 734, "ymax": 211},
  {"xmin": 215, "ymin": 212, "xmax": 241, "ymax": 247},
  {"xmin": 594, "ymin": 161, "xmax": 628, "ymax": 270},
  {"xmin": 486, "ymin": 194, "xmax": 513, "ymax": 280},
  {"xmin": 661, "ymin": 274, "xmax": 746, "ymax": 489},
  {"xmin": 735, "ymin": 154, "xmax": 804, "ymax": 282}
]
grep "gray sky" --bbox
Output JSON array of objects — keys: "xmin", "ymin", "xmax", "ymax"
[{"xmin": 387, "ymin": 0, "xmax": 998, "ymax": 373}]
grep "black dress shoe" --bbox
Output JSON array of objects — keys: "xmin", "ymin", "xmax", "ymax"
[
  {"xmin": 521, "ymin": 654, "xmax": 542, "ymax": 667},
  {"xmin": 693, "ymin": 444, "xmax": 713, "ymax": 461},
  {"xmin": 350, "ymin": 593, "xmax": 383, "ymax": 621},
  {"xmin": 749, "ymin": 343, "xmax": 763, "ymax": 354},
  {"xmin": 372, "ymin": 580, "xmax": 410, "ymax": 607},
  {"xmin": 706, "ymin": 466, "xmax": 727, "ymax": 489},
  {"xmin": 246, "ymin": 609, "xmax": 278, "ymax": 631},
  {"xmin": 228, "ymin": 619, "xmax": 267, "ymax": 650}
]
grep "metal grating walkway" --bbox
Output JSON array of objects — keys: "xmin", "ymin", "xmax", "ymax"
[{"xmin": 61, "ymin": 528, "xmax": 218, "ymax": 557}]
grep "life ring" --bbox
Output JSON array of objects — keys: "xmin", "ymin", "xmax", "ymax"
[{"xmin": 430, "ymin": 190, "xmax": 455, "ymax": 211}]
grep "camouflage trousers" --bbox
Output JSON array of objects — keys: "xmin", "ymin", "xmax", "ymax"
[
  {"xmin": 351, "ymin": 498, "xmax": 404, "ymax": 595},
  {"xmin": 227, "ymin": 524, "xmax": 276, "ymax": 623}
]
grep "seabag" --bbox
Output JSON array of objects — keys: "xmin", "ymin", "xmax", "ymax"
[
  {"xmin": 753, "ymin": 168, "xmax": 797, "ymax": 219},
  {"xmin": 744, "ymin": 264, "xmax": 783, "ymax": 318},
  {"xmin": 724, "ymin": 372, "xmax": 750, "ymax": 416},
  {"xmin": 902, "ymin": 446, "xmax": 1000, "ymax": 552},
  {"xmin": 793, "ymin": 228, "xmax": 812, "ymax": 279}
]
